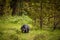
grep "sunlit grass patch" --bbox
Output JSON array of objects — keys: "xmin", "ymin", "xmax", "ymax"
[{"xmin": 0, "ymin": 16, "xmax": 60, "ymax": 40}]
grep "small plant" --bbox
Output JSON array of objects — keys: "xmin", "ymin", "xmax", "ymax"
[
  {"xmin": 9, "ymin": 34, "xmax": 18, "ymax": 40},
  {"xmin": 33, "ymin": 34, "xmax": 47, "ymax": 40}
]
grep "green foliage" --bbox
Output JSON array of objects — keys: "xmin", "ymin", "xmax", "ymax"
[
  {"xmin": 0, "ymin": 15, "xmax": 33, "ymax": 24},
  {"xmin": 33, "ymin": 34, "xmax": 47, "ymax": 40},
  {"xmin": 0, "ymin": 0, "xmax": 60, "ymax": 40},
  {"xmin": 0, "ymin": 0, "xmax": 60, "ymax": 30}
]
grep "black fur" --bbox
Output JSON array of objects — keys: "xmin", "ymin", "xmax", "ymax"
[{"xmin": 21, "ymin": 24, "xmax": 30, "ymax": 33}]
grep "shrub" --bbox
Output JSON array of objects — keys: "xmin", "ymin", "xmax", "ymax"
[{"xmin": 33, "ymin": 34, "xmax": 47, "ymax": 40}]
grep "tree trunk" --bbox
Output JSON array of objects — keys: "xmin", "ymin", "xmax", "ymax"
[
  {"xmin": 0, "ymin": 0, "xmax": 6, "ymax": 16},
  {"xmin": 10, "ymin": 0, "xmax": 18, "ymax": 16},
  {"xmin": 53, "ymin": 3, "xmax": 56, "ymax": 30},
  {"xmin": 40, "ymin": 1, "xmax": 43, "ymax": 29}
]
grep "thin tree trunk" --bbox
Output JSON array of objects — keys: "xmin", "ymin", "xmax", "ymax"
[
  {"xmin": 0, "ymin": 0, "xmax": 5, "ymax": 16},
  {"xmin": 53, "ymin": 3, "xmax": 56, "ymax": 30},
  {"xmin": 40, "ymin": 1, "xmax": 43, "ymax": 29},
  {"xmin": 10, "ymin": 0, "xmax": 17, "ymax": 16}
]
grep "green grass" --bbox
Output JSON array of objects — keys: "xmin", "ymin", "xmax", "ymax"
[
  {"xmin": 0, "ymin": 16, "xmax": 60, "ymax": 40},
  {"xmin": 0, "ymin": 29, "xmax": 60, "ymax": 40}
]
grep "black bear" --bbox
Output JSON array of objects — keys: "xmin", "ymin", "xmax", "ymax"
[{"xmin": 21, "ymin": 24, "xmax": 30, "ymax": 33}]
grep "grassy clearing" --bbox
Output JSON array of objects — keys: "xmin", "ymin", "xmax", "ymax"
[
  {"xmin": 0, "ymin": 16, "xmax": 60, "ymax": 40},
  {"xmin": 0, "ymin": 29, "xmax": 60, "ymax": 40}
]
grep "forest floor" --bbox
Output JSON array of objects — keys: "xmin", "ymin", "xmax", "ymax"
[{"xmin": 0, "ymin": 16, "xmax": 60, "ymax": 40}]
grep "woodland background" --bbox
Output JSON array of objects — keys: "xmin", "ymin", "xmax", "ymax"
[{"xmin": 0, "ymin": 0, "xmax": 60, "ymax": 40}]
